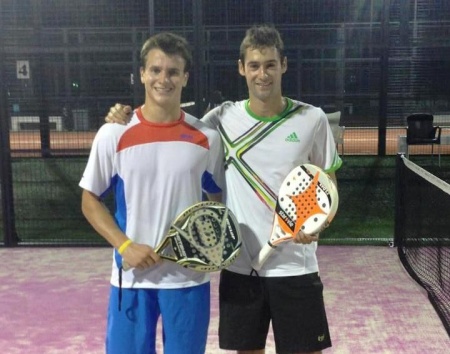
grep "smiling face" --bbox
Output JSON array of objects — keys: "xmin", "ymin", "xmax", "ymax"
[
  {"xmin": 140, "ymin": 48, "xmax": 189, "ymax": 110},
  {"xmin": 239, "ymin": 46, "xmax": 287, "ymax": 104}
]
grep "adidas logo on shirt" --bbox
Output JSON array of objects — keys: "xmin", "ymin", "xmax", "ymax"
[{"xmin": 285, "ymin": 132, "xmax": 300, "ymax": 142}]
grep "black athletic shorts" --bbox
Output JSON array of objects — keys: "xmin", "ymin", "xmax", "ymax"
[{"xmin": 219, "ymin": 270, "xmax": 332, "ymax": 353}]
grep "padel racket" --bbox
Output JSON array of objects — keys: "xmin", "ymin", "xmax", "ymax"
[
  {"xmin": 123, "ymin": 201, "xmax": 242, "ymax": 272},
  {"xmin": 251, "ymin": 164, "xmax": 338, "ymax": 271}
]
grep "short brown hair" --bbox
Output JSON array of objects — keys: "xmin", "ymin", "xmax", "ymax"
[
  {"xmin": 239, "ymin": 25, "xmax": 285, "ymax": 63},
  {"xmin": 140, "ymin": 32, "xmax": 192, "ymax": 72}
]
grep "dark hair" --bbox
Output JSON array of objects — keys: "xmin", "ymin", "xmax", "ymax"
[
  {"xmin": 239, "ymin": 25, "xmax": 285, "ymax": 63},
  {"xmin": 140, "ymin": 32, "xmax": 192, "ymax": 72}
]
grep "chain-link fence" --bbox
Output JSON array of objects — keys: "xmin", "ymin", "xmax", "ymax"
[{"xmin": 1, "ymin": 0, "xmax": 450, "ymax": 245}]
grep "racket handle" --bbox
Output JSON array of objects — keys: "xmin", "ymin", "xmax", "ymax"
[
  {"xmin": 251, "ymin": 242, "xmax": 276, "ymax": 271},
  {"xmin": 122, "ymin": 261, "xmax": 131, "ymax": 271}
]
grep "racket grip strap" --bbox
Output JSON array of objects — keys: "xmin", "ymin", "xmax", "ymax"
[{"xmin": 118, "ymin": 239, "xmax": 132, "ymax": 255}]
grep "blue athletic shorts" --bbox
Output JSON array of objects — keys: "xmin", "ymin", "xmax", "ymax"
[
  {"xmin": 106, "ymin": 282, "xmax": 210, "ymax": 354},
  {"xmin": 219, "ymin": 270, "xmax": 332, "ymax": 353}
]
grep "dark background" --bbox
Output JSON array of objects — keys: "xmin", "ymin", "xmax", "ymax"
[{"xmin": 1, "ymin": 0, "xmax": 450, "ymax": 245}]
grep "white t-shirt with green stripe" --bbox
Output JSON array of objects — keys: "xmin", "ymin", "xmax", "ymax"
[{"xmin": 202, "ymin": 98, "xmax": 342, "ymax": 277}]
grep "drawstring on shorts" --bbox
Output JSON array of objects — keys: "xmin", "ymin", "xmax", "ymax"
[{"xmin": 118, "ymin": 266, "xmax": 123, "ymax": 311}]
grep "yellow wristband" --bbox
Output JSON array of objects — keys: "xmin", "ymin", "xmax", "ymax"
[{"xmin": 118, "ymin": 239, "xmax": 132, "ymax": 255}]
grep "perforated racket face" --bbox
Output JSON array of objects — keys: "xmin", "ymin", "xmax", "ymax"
[
  {"xmin": 252, "ymin": 165, "xmax": 339, "ymax": 271},
  {"xmin": 157, "ymin": 201, "xmax": 242, "ymax": 272},
  {"xmin": 274, "ymin": 164, "xmax": 335, "ymax": 238}
]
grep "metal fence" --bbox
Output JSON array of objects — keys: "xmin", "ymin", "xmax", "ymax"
[{"xmin": 1, "ymin": 0, "xmax": 450, "ymax": 245}]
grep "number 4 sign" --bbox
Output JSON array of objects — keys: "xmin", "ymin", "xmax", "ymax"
[{"xmin": 17, "ymin": 60, "xmax": 30, "ymax": 79}]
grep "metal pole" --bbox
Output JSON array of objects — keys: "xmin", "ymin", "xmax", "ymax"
[
  {"xmin": 32, "ymin": 0, "xmax": 51, "ymax": 157},
  {"xmin": 0, "ymin": 8, "xmax": 19, "ymax": 246},
  {"xmin": 148, "ymin": 0, "xmax": 155, "ymax": 35},
  {"xmin": 378, "ymin": 0, "xmax": 390, "ymax": 156},
  {"xmin": 193, "ymin": 0, "xmax": 205, "ymax": 118}
]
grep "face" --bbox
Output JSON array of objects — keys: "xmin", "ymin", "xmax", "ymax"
[
  {"xmin": 239, "ymin": 46, "xmax": 287, "ymax": 103},
  {"xmin": 140, "ymin": 48, "xmax": 189, "ymax": 108}
]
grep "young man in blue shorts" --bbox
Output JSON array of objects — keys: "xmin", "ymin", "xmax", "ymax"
[
  {"xmin": 80, "ymin": 32, "xmax": 224, "ymax": 354},
  {"xmin": 105, "ymin": 25, "xmax": 341, "ymax": 354}
]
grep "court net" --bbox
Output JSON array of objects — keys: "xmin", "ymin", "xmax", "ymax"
[{"xmin": 395, "ymin": 155, "xmax": 450, "ymax": 337}]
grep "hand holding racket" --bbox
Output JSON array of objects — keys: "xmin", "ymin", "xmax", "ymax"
[
  {"xmin": 123, "ymin": 201, "xmax": 242, "ymax": 272},
  {"xmin": 251, "ymin": 164, "xmax": 339, "ymax": 271}
]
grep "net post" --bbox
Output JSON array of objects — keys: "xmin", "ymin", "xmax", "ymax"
[{"xmin": 393, "ymin": 153, "xmax": 405, "ymax": 248}]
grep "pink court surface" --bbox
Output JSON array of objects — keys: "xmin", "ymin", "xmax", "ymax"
[{"xmin": 1, "ymin": 246, "xmax": 449, "ymax": 353}]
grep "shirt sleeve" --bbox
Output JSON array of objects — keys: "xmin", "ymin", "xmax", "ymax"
[
  {"xmin": 310, "ymin": 108, "xmax": 343, "ymax": 173},
  {"xmin": 202, "ymin": 129, "xmax": 225, "ymax": 194},
  {"xmin": 79, "ymin": 125, "xmax": 118, "ymax": 197}
]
